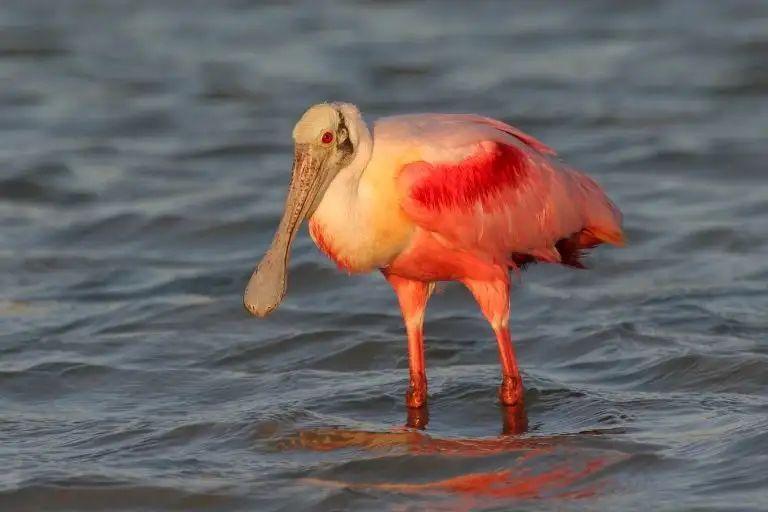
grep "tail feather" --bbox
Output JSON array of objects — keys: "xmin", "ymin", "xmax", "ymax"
[{"xmin": 583, "ymin": 226, "xmax": 626, "ymax": 248}]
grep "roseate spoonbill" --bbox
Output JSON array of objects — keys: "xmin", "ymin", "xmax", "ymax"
[{"xmin": 244, "ymin": 102, "xmax": 624, "ymax": 409}]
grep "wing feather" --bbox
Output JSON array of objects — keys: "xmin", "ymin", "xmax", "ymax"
[{"xmin": 392, "ymin": 116, "xmax": 623, "ymax": 267}]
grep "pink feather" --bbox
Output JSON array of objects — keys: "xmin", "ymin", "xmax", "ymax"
[{"xmin": 389, "ymin": 114, "xmax": 623, "ymax": 270}]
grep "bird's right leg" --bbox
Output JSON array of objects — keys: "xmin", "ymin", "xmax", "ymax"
[
  {"xmin": 463, "ymin": 278, "xmax": 525, "ymax": 408},
  {"xmin": 384, "ymin": 272, "xmax": 433, "ymax": 408}
]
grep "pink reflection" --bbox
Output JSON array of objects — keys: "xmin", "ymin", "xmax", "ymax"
[{"xmin": 283, "ymin": 407, "xmax": 625, "ymax": 507}]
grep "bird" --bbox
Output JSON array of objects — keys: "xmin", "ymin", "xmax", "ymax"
[{"xmin": 244, "ymin": 102, "xmax": 624, "ymax": 410}]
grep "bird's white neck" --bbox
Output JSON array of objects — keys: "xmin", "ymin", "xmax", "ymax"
[{"xmin": 308, "ymin": 117, "xmax": 386, "ymax": 271}]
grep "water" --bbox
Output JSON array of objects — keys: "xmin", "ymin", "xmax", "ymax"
[{"xmin": 1, "ymin": 1, "xmax": 767, "ymax": 510}]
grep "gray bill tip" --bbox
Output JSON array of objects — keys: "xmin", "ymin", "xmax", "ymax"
[
  {"xmin": 243, "ymin": 246, "xmax": 289, "ymax": 317},
  {"xmin": 242, "ymin": 291, "xmax": 273, "ymax": 317}
]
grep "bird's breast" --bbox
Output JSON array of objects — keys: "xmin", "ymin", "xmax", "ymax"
[
  {"xmin": 308, "ymin": 158, "xmax": 414, "ymax": 274},
  {"xmin": 307, "ymin": 217, "xmax": 357, "ymax": 272}
]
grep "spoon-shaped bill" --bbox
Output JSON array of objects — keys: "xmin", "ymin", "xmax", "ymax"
[{"xmin": 244, "ymin": 147, "xmax": 324, "ymax": 317}]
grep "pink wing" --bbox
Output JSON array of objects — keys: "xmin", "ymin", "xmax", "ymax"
[{"xmin": 389, "ymin": 114, "xmax": 624, "ymax": 268}]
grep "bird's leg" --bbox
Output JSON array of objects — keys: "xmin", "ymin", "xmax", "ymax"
[
  {"xmin": 463, "ymin": 279, "xmax": 525, "ymax": 408},
  {"xmin": 384, "ymin": 272, "xmax": 433, "ymax": 409},
  {"xmin": 495, "ymin": 326, "xmax": 525, "ymax": 407}
]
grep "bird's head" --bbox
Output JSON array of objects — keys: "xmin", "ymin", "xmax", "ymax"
[{"xmin": 244, "ymin": 102, "xmax": 364, "ymax": 317}]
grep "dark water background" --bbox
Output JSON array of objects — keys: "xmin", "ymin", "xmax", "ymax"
[{"xmin": 2, "ymin": 1, "xmax": 767, "ymax": 510}]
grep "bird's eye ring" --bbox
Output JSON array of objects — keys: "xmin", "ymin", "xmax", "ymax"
[{"xmin": 321, "ymin": 131, "xmax": 334, "ymax": 144}]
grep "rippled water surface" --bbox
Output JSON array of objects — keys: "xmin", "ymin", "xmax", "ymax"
[{"xmin": 2, "ymin": 1, "xmax": 767, "ymax": 510}]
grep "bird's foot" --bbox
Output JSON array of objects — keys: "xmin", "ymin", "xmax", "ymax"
[
  {"xmin": 405, "ymin": 405, "xmax": 430, "ymax": 430},
  {"xmin": 405, "ymin": 374, "xmax": 428, "ymax": 408},
  {"xmin": 498, "ymin": 375, "xmax": 524, "ymax": 407}
]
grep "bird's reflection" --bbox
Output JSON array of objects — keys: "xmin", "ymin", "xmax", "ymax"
[
  {"xmin": 283, "ymin": 404, "xmax": 623, "ymax": 504},
  {"xmin": 500, "ymin": 403, "xmax": 528, "ymax": 435}
]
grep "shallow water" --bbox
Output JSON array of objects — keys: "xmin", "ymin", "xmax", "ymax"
[{"xmin": 1, "ymin": 1, "xmax": 767, "ymax": 510}]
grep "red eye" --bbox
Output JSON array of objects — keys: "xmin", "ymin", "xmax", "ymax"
[{"xmin": 321, "ymin": 131, "xmax": 334, "ymax": 144}]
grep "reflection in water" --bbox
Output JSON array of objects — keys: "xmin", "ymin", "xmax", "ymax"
[
  {"xmin": 500, "ymin": 404, "xmax": 528, "ymax": 435},
  {"xmin": 313, "ymin": 457, "xmax": 613, "ymax": 498},
  {"xmin": 282, "ymin": 406, "xmax": 624, "ymax": 507},
  {"xmin": 281, "ymin": 427, "xmax": 553, "ymax": 457}
]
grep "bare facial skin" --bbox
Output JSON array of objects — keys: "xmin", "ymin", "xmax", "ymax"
[{"xmin": 244, "ymin": 104, "xmax": 354, "ymax": 316}]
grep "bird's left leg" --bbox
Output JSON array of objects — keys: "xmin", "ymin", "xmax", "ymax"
[
  {"xmin": 463, "ymin": 278, "xmax": 525, "ymax": 408},
  {"xmin": 384, "ymin": 272, "xmax": 434, "ymax": 408}
]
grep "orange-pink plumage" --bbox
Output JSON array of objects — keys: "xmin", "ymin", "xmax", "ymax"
[{"xmin": 394, "ymin": 120, "xmax": 623, "ymax": 277}]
